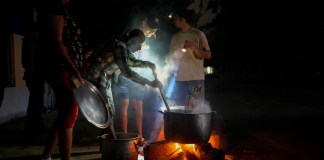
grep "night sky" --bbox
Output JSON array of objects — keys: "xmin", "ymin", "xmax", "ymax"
[{"xmin": 3, "ymin": 0, "xmax": 324, "ymax": 85}]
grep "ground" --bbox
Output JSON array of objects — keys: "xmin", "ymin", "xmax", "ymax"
[{"xmin": 0, "ymin": 76, "xmax": 323, "ymax": 160}]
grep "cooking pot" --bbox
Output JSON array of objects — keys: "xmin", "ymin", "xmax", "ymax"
[
  {"xmin": 161, "ymin": 109, "xmax": 216, "ymax": 144},
  {"xmin": 98, "ymin": 133, "xmax": 139, "ymax": 160}
]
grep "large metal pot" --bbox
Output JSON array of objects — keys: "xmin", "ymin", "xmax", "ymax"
[
  {"xmin": 98, "ymin": 133, "xmax": 139, "ymax": 160},
  {"xmin": 163, "ymin": 109, "xmax": 216, "ymax": 144}
]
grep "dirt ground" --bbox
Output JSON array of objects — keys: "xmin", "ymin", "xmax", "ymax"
[{"xmin": 0, "ymin": 76, "xmax": 323, "ymax": 160}]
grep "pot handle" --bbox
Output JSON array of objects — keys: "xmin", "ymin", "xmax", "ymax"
[{"xmin": 97, "ymin": 136, "xmax": 102, "ymax": 141}]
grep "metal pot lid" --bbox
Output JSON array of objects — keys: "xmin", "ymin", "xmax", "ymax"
[{"xmin": 73, "ymin": 79, "xmax": 113, "ymax": 129}]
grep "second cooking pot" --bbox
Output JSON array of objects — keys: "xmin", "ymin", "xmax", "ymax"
[{"xmin": 163, "ymin": 109, "xmax": 215, "ymax": 144}]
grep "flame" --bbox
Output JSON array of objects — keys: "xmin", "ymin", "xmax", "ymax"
[
  {"xmin": 183, "ymin": 144, "xmax": 195, "ymax": 150},
  {"xmin": 175, "ymin": 143, "xmax": 181, "ymax": 149},
  {"xmin": 174, "ymin": 143, "xmax": 196, "ymax": 153}
]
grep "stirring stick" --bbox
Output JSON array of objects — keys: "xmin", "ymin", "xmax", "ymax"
[
  {"xmin": 159, "ymin": 87, "xmax": 171, "ymax": 112},
  {"xmin": 153, "ymin": 70, "xmax": 170, "ymax": 111}
]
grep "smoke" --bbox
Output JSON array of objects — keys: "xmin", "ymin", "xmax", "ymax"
[
  {"xmin": 191, "ymin": 99, "xmax": 212, "ymax": 113},
  {"xmin": 159, "ymin": 99, "xmax": 213, "ymax": 114}
]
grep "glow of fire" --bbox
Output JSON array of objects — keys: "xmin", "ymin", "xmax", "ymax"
[
  {"xmin": 175, "ymin": 143, "xmax": 181, "ymax": 150},
  {"xmin": 138, "ymin": 154, "xmax": 144, "ymax": 160},
  {"xmin": 183, "ymin": 144, "xmax": 195, "ymax": 150},
  {"xmin": 175, "ymin": 143, "xmax": 196, "ymax": 153},
  {"xmin": 181, "ymin": 48, "xmax": 187, "ymax": 52}
]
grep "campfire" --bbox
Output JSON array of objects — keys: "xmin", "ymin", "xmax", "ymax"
[
  {"xmin": 133, "ymin": 17, "xmax": 226, "ymax": 160},
  {"xmin": 137, "ymin": 103, "xmax": 226, "ymax": 160},
  {"xmin": 142, "ymin": 128, "xmax": 224, "ymax": 160}
]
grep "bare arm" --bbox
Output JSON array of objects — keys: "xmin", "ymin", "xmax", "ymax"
[
  {"xmin": 114, "ymin": 47, "xmax": 160, "ymax": 88},
  {"xmin": 184, "ymin": 31, "xmax": 212, "ymax": 60},
  {"xmin": 192, "ymin": 46, "xmax": 211, "ymax": 59},
  {"xmin": 184, "ymin": 42, "xmax": 211, "ymax": 60},
  {"xmin": 128, "ymin": 55, "xmax": 156, "ymax": 71}
]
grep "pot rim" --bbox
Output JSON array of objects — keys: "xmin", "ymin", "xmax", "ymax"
[
  {"xmin": 99, "ymin": 132, "xmax": 139, "ymax": 141},
  {"xmin": 163, "ymin": 109, "xmax": 216, "ymax": 114},
  {"xmin": 73, "ymin": 79, "xmax": 113, "ymax": 129}
]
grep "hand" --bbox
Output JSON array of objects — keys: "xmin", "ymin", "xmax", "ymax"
[
  {"xmin": 71, "ymin": 76, "xmax": 83, "ymax": 88},
  {"xmin": 149, "ymin": 79, "xmax": 163, "ymax": 88},
  {"xmin": 75, "ymin": 71, "xmax": 84, "ymax": 84},
  {"xmin": 71, "ymin": 69, "xmax": 84, "ymax": 88},
  {"xmin": 184, "ymin": 40, "xmax": 197, "ymax": 52}
]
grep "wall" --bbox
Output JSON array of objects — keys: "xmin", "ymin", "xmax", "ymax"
[
  {"xmin": 0, "ymin": 33, "xmax": 28, "ymax": 124},
  {"xmin": 11, "ymin": 33, "xmax": 25, "ymax": 86},
  {"xmin": 0, "ymin": 87, "xmax": 29, "ymax": 124}
]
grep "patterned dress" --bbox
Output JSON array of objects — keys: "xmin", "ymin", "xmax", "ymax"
[{"xmin": 62, "ymin": 8, "xmax": 84, "ymax": 70}]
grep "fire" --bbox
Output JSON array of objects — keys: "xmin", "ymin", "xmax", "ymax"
[
  {"xmin": 173, "ymin": 143, "xmax": 195, "ymax": 155},
  {"xmin": 174, "ymin": 143, "xmax": 196, "ymax": 153},
  {"xmin": 183, "ymin": 144, "xmax": 195, "ymax": 150},
  {"xmin": 175, "ymin": 143, "xmax": 181, "ymax": 150}
]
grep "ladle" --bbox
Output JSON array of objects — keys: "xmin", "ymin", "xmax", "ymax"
[{"xmin": 153, "ymin": 71, "xmax": 170, "ymax": 112}]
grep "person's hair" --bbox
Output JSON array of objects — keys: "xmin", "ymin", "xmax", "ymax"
[
  {"xmin": 127, "ymin": 29, "xmax": 145, "ymax": 43},
  {"xmin": 173, "ymin": 8, "xmax": 197, "ymax": 26}
]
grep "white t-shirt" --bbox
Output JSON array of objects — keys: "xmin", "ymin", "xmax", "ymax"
[{"xmin": 167, "ymin": 27, "xmax": 210, "ymax": 81}]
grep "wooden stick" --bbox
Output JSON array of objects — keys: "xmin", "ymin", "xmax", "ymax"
[{"xmin": 158, "ymin": 87, "xmax": 170, "ymax": 112}]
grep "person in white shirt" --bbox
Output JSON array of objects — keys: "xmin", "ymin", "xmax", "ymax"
[{"xmin": 166, "ymin": 8, "xmax": 212, "ymax": 106}]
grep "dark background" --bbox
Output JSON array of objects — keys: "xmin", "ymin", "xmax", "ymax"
[
  {"xmin": 2, "ymin": 0, "xmax": 323, "ymax": 86},
  {"xmin": 0, "ymin": 1, "xmax": 323, "ymax": 159}
]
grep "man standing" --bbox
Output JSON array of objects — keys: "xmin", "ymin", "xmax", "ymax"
[
  {"xmin": 166, "ymin": 8, "xmax": 212, "ymax": 107},
  {"xmin": 21, "ymin": 24, "xmax": 46, "ymax": 132}
]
